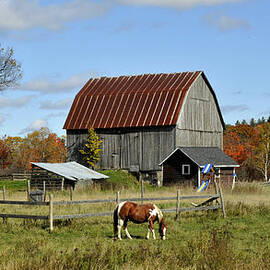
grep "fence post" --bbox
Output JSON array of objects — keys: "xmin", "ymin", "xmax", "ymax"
[
  {"xmin": 219, "ymin": 186, "xmax": 226, "ymax": 218},
  {"xmin": 175, "ymin": 189, "xmax": 181, "ymax": 220},
  {"xmin": 49, "ymin": 194, "xmax": 54, "ymax": 232},
  {"xmin": 43, "ymin": 181, "xmax": 46, "ymax": 202},
  {"xmin": 70, "ymin": 186, "xmax": 73, "ymax": 201},
  {"xmin": 61, "ymin": 178, "xmax": 64, "ymax": 191},
  {"xmin": 140, "ymin": 175, "xmax": 144, "ymax": 204},
  {"xmin": 2, "ymin": 186, "xmax": 6, "ymax": 201},
  {"xmin": 116, "ymin": 191, "xmax": 120, "ymax": 204},
  {"xmin": 27, "ymin": 180, "xmax": 30, "ymax": 201},
  {"xmin": 213, "ymin": 178, "xmax": 219, "ymax": 194}
]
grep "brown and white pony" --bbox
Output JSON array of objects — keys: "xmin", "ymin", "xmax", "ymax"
[{"xmin": 113, "ymin": 201, "xmax": 167, "ymax": 240}]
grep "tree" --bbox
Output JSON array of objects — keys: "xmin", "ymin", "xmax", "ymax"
[
  {"xmin": 254, "ymin": 123, "xmax": 270, "ymax": 181},
  {"xmin": 0, "ymin": 137, "xmax": 10, "ymax": 169},
  {"xmin": 0, "ymin": 46, "xmax": 22, "ymax": 91},
  {"xmin": 0, "ymin": 135, "xmax": 23, "ymax": 170},
  {"xmin": 250, "ymin": 118, "xmax": 256, "ymax": 127},
  {"xmin": 7, "ymin": 128, "xmax": 66, "ymax": 171},
  {"xmin": 79, "ymin": 127, "xmax": 103, "ymax": 169}
]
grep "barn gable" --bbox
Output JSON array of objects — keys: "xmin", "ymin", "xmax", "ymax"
[
  {"xmin": 64, "ymin": 71, "xmax": 226, "ymax": 182},
  {"xmin": 176, "ymin": 73, "xmax": 224, "ymax": 148}
]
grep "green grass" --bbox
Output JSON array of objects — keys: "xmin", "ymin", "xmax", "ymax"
[
  {"xmin": 1, "ymin": 203, "xmax": 270, "ymax": 270},
  {"xmin": 0, "ymin": 180, "xmax": 27, "ymax": 190},
  {"xmin": 1, "ymin": 172, "xmax": 270, "ymax": 269}
]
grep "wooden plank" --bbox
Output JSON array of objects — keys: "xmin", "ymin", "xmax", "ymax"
[
  {"xmin": 121, "ymin": 195, "xmax": 217, "ymax": 201},
  {"xmin": 0, "ymin": 214, "xmax": 48, "ymax": 220},
  {"xmin": 53, "ymin": 195, "xmax": 218, "ymax": 206},
  {"xmin": 195, "ymin": 196, "xmax": 219, "ymax": 207},
  {"xmin": 120, "ymin": 196, "xmax": 176, "ymax": 202},
  {"xmin": 0, "ymin": 200, "xmax": 49, "ymax": 206},
  {"xmin": 219, "ymin": 186, "xmax": 226, "ymax": 218},
  {"xmin": 49, "ymin": 194, "xmax": 54, "ymax": 232},
  {"xmin": 53, "ymin": 198, "xmax": 116, "ymax": 205},
  {"xmin": 175, "ymin": 189, "xmax": 180, "ymax": 220},
  {"xmin": 54, "ymin": 212, "xmax": 113, "ymax": 220},
  {"xmin": 178, "ymin": 205, "xmax": 220, "ymax": 212}
]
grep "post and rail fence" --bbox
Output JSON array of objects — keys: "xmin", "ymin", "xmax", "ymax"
[{"xmin": 0, "ymin": 183, "xmax": 225, "ymax": 232}]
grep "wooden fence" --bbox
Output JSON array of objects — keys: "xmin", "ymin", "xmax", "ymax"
[
  {"xmin": 12, "ymin": 173, "xmax": 31, "ymax": 181},
  {"xmin": 0, "ymin": 183, "xmax": 225, "ymax": 232}
]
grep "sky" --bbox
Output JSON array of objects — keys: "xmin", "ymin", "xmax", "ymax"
[{"xmin": 0, "ymin": 0, "xmax": 269, "ymax": 138}]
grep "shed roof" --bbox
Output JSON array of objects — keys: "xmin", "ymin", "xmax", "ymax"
[
  {"xmin": 63, "ymin": 71, "xmax": 224, "ymax": 130},
  {"xmin": 31, "ymin": 162, "xmax": 109, "ymax": 181},
  {"xmin": 159, "ymin": 147, "xmax": 239, "ymax": 168}
]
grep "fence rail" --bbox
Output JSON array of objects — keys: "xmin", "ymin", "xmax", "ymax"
[
  {"xmin": 12, "ymin": 173, "xmax": 31, "ymax": 181},
  {"xmin": 0, "ymin": 213, "xmax": 48, "ymax": 220},
  {"xmin": 0, "ymin": 184, "xmax": 225, "ymax": 231}
]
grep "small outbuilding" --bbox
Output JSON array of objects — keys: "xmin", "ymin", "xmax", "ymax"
[
  {"xmin": 30, "ymin": 162, "xmax": 109, "ymax": 190},
  {"xmin": 159, "ymin": 147, "xmax": 239, "ymax": 187}
]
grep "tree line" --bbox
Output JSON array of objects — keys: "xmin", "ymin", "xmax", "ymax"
[
  {"xmin": 224, "ymin": 120, "xmax": 270, "ymax": 181},
  {"xmin": 0, "ymin": 128, "xmax": 66, "ymax": 173}
]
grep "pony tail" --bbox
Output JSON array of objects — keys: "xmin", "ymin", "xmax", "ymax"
[{"xmin": 113, "ymin": 205, "xmax": 119, "ymax": 238}]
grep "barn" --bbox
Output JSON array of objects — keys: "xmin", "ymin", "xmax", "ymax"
[{"xmin": 63, "ymin": 71, "xmax": 237, "ymax": 185}]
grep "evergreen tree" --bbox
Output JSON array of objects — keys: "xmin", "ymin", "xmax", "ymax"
[
  {"xmin": 79, "ymin": 127, "xmax": 103, "ymax": 169},
  {"xmin": 250, "ymin": 118, "xmax": 256, "ymax": 127}
]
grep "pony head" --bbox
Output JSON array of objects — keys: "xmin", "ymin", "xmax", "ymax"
[
  {"xmin": 155, "ymin": 206, "xmax": 166, "ymax": 240},
  {"xmin": 158, "ymin": 218, "xmax": 167, "ymax": 240}
]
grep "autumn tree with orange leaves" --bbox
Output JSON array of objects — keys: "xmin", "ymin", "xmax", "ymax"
[
  {"xmin": 224, "ymin": 122, "xmax": 270, "ymax": 181},
  {"xmin": 0, "ymin": 128, "xmax": 66, "ymax": 171}
]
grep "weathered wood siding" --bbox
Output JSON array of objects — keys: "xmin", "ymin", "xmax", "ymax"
[
  {"xmin": 67, "ymin": 127, "xmax": 175, "ymax": 172},
  {"xmin": 98, "ymin": 127, "xmax": 175, "ymax": 172},
  {"xmin": 176, "ymin": 75, "xmax": 223, "ymax": 148}
]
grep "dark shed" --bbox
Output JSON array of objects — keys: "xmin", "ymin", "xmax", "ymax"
[{"xmin": 159, "ymin": 147, "xmax": 239, "ymax": 186}]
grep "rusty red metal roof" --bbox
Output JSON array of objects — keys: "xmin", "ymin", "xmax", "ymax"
[{"xmin": 63, "ymin": 71, "xmax": 202, "ymax": 129}]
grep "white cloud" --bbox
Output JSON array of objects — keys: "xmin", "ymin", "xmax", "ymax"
[
  {"xmin": 117, "ymin": 0, "xmax": 244, "ymax": 9},
  {"xmin": 40, "ymin": 98, "xmax": 73, "ymax": 110},
  {"xmin": 221, "ymin": 104, "xmax": 249, "ymax": 113},
  {"xmin": 19, "ymin": 72, "xmax": 94, "ymax": 94},
  {"xmin": 205, "ymin": 13, "xmax": 250, "ymax": 31},
  {"xmin": 0, "ymin": 95, "xmax": 34, "ymax": 107},
  {"xmin": 0, "ymin": 0, "xmax": 111, "ymax": 31},
  {"xmin": 19, "ymin": 119, "xmax": 48, "ymax": 134}
]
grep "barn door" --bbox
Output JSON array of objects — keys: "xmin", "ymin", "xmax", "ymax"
[
  {"xmin": 111, "ymin": 153, "xmax": 120, "ymax": 169},
  {"xmin": 120, "ymin": 132, "xmax": 140, "ymax": 170}
]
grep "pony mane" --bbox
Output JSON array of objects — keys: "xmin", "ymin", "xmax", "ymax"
[{"xmin": 154, "ymin": 205, "xmax": 163, "ymax": 223}]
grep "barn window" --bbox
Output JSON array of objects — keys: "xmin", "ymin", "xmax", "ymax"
[{"xmin": 182, "ymin": 164, "xmax": 190, "ymax": 175}]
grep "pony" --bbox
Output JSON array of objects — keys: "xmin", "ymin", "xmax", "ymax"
[{"xmin": 113, "ymin": 201, "xmax": 167, "ymax": 240}]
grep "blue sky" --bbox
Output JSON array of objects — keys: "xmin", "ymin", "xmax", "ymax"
[{"xmin": 0, "ymin": 0, "xmax": 269, "ymax": 138}]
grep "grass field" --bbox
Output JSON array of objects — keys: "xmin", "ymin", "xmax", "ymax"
[{"xmin": 0, "ymin": 171, "xmax": 270, "ymax": 270}]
